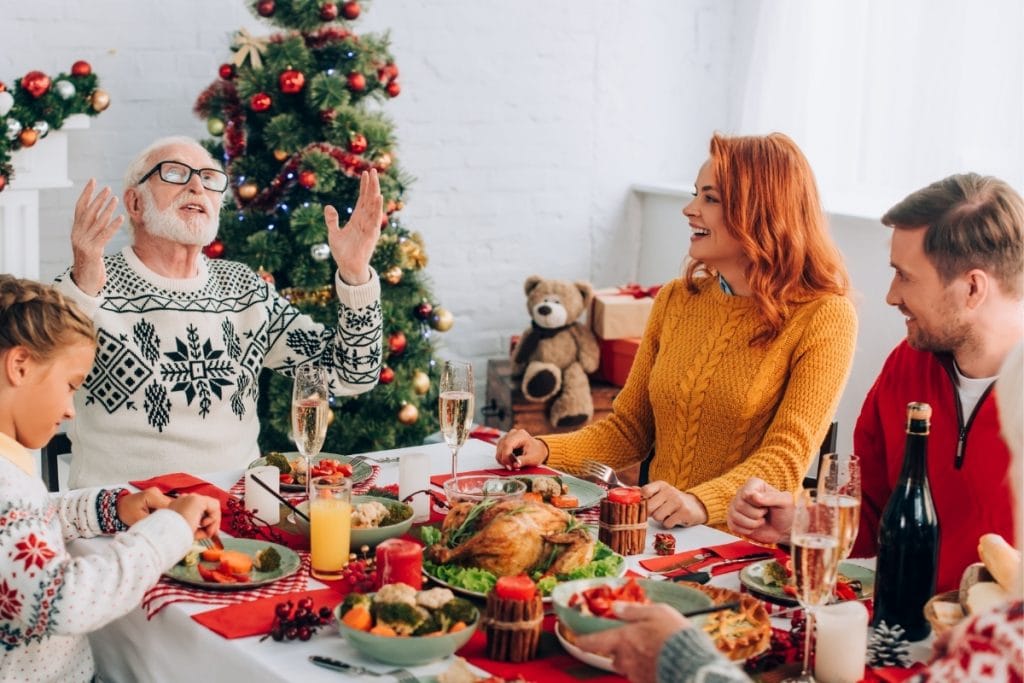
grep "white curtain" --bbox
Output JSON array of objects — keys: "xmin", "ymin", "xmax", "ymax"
[{"xmin": 737, "ymin": 0, "xmax": 1024, "ymax": 215}]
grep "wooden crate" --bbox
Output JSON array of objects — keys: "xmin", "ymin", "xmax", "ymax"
[{"xmin": 482, "ymin": 358, "xmax": 619, "ymax": 435}]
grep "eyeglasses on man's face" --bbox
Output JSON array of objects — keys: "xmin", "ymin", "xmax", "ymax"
[{"xmin": 138, "ymin": 161, "xmax": 229, "ymax": 193}]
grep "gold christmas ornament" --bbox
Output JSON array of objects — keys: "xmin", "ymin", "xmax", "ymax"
[
  {"xmin": 376, "ymin": 152, "xmax": 393, "ymax": 171},
  {"xmin": 412, "ymin": 370, "xmax": 430, "ymax": 395},
  {"xmin": 430, "ymin": 307, "xmax": 454, "ymax": 332},
  {"xmin": 398, "ymin": 403, "xmax": 419, "ymax": 425},
  {"xmin": 383, "ymin": 266, "xmax": 403, "ymax": 285},
  {"xmin": 399, "ymin": 239, "xmax": 428, "ymax": 270},
  {"xmin": 90, "ymin": 89, "xmax": 111, "ymax": 112},
  {"xmin": 326, "ymin": 408, "xmax": 335, "ymax": 426},
  {"xmin": 238, "ymin": 182, "xmax": 259, "ymax": 200},
  {"xmin": 273, "ymin": 149, "xmax": 289, "ymax": 162}
]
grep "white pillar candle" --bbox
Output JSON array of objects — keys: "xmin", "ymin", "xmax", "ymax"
[
  {"xmin": 399, "ymin": 451, "xmax": 431, "ymax": 522},
  {"xmin": 244, "ymin": 465, "xmax": 281, "ymax": 525},
  {"xmin": 814, "ymin": 601, "xmax": 869, "ymax": 683}
]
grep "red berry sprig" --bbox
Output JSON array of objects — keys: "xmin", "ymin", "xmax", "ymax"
[
  {"xmin": 264, "ymin": 597, "xmax": 333, "ymax": 642},
  {"xmin": 226, "ymin": 497, "xmax": 286, "ymax": 544},
  {"xmin": 338, "ymin": 555, "xmax": 378, "ymax": 594}
]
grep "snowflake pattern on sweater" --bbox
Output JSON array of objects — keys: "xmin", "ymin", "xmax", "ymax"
[{"xmin": 56, "ymin": 247, "xmax": 383, "ymax": 488}]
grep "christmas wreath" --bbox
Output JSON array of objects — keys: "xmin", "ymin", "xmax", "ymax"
[{"xmin": 0, "ymin": 60, "xmax": 110, "ymax": 193}]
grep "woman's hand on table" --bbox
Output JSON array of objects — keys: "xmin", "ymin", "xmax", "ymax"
[
  {"xmin": 168, "ymin": 494, "xmax": 222, "ymax": 540},
  {"xmin": 116, "ymin": 486, "xmax": 173, "ymax": 526},
  {"xmin": 576, "ymin": 602, "xmax": 690, "ymax": 683},
  {"xmin": 494, "ymin": 428, "xmax": 549, "ymax": 469},
  {"xmin": 727, "ymin": 477, "xmax": 793, "ymax": 544},
  {"xmin": 642, "ymin": 481, "xmax": 708, "ymax": 527}
]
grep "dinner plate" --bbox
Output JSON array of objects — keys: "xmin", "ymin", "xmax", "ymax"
[
  {"xmin": 512, "ymin": 472, "xmax": 606, "ymax": 512},
  {"xmin": 554, "ymin": 621, "xmax": 616, "ymax": 672},
  {"xmin": 739, "ymin": 559, "xmax": 876, "ymax": 606},
  {"xmin": 248, "ymin": 452, "xmax": 373, "ymax": 492},
  {"xmin": 164, "ymin": 538, "xmax": 301, "ymax": 591}
]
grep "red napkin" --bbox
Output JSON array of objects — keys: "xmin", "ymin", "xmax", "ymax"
[
  {"xmin": 468, "ymin": 425, "xmax": 504, "ymax": 444},
  {"xmin": 191, "ymin": 588, "xmax": 344, "ymax": 639},
  {"xmin": 639, "ymin": 539, "xmax": 784, "ymax": 576},
  {"xmin": 130, "ymin": 472, "xmax": 236, "ymax": 531},
  {"xmin": 862, "ymin": 664, "xmax": 927, "ymax": 682},
  {"xmin": 429, "ymin": 466, "xmax": 561, "ymax": 487}
]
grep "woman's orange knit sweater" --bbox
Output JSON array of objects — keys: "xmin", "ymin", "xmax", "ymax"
[{"xmin": 541, "ymin": 277, "xmax": 858, "ymax": 528}]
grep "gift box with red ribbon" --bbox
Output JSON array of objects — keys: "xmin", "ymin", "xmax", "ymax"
[
  {"xmin": 590, "ymin": 284, "xmax": 660, "ymax": 340},
  {"xmin": 598, "ymin": 337, "xmax": 641, "ymax": 386}
]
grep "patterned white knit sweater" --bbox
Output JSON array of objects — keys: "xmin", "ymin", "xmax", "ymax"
[
  {"xmin": 56, "ymin": 246, "xmax": 383, "ymax": 488},
  {"xmin": 0, "ymin": 433, "xmax": 193, "ymax": 683}
]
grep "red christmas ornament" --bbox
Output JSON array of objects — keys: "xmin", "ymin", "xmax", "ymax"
[
  {"xmin": 257, "ymin": 267, "xmax": 275, "ymax": 284},
  {"xmin": 319, "ymin": 2, "xmax": 338, "ymax": 20},
  {"xmin": 279, "ymin": 68, "xmax": 305, "ymax": 94},
  {"xmin": 218, "ymin": 63, "xmax": 236, "ymax": 80},
  {"xmin": 71, "ymin": 60, "xmax": 92, "ymax": 77},
  {"xmin": 385, "ymin": 81, "xmax": 401, "ymax": 98},
  {"xmin": 341, "ymin": 1, "xmax": 361, "ymax": 19},
  {"xmin": 379, "ymin": 366, "xmax": 395, "ymax": 384},
  {"xmin": 203, "ymin": 239, "xmax": 225, "ymax": 259},
  {"xmin": 414, "ymin": 302, "xmax": 433, "ymax": 320},
  {"xmin": 319, "ymin": 109, "xmax": 337, "ymax": 124},
  {"xmin": 378, "ymin": 63, "xmax": 399, "ymax": 83},
  {"xmin": 347, "ymin": 133, "xmax": 368, "ymax": 155},
  {"xmin": 256, "ymin": 0, "xmax": 276, "ymax": 17},
  {"xmin": 388, "ymin": 331, "xmax": 407, "ymax": 356},
  {"xmin": 298, "ymin": 170, "xmax": 317, "ymax": 189},
  {"xmin": 21, "ymin": 71, "xmax": 51, "ymax": 99},
  {"xmin": 346, "ymin": 72, "xmax": 366, "ymax": 92},
  {"xmin": 250, "ymin": 92, "xmax": 272, "ymax": 112},
  {"xmin": 0, "ymin": 82, "xmax": 6, "ymax": 92}
]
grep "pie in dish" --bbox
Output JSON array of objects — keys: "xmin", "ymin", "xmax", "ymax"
[{"xmin": 679, "ymin": 582, "xmax": 772, "ymax": 661}]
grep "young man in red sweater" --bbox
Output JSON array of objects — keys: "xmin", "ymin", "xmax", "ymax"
[{"xmin": 728, "ymin": 173, "xmax": 1023, "ymax": 593}]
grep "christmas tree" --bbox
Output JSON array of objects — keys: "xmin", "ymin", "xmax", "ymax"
[{"xmin": 193, "ymin": 0, "xmax": 450, "ymax": 454}]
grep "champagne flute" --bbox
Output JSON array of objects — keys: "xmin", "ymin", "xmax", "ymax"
[
  {"xmin": 291, "ymin": 364, "xmax": 329, "ymax": 498},
  {"xmin": 439, "ymin": 360, "xmax": 474, "ymax": 481},
  {"xmin": 783, "ymin": 489, "xmax": 842, "ymax": 683},
  {"xmin": 817, "ymin": 453, "xmax": 862, "ymax": 560}
]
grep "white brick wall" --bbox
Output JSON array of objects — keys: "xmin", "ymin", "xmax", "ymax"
[{"xmin": 1, "ymin": 0, "xmax": 736, "ymax": 379}]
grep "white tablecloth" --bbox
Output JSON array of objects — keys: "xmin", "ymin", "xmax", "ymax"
[{"xmin": 76, "ymin": 438, "xmax": 908, "ymax": 682}]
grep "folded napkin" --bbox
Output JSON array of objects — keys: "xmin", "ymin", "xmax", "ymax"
[
  {"xmin": 429, "ymin": 466, "xmax": 561, "ymax": 488},
  {"xmin": 863, "ymin": 664, "xmax": 928, "ymax": 682},
  {"xmin": 142, "ymin": 552, "xmax": 311, "ymax": 618},
  {"xmin": 192, "ymin": 587, "xmax": 343, "ymax": 638},
  {"xmin": 468, "ymin": 425, "xmax": 504, "ymax": 444},
  {"xmin": 639, "ymin": 539, "xmax": 783, "ymax": 576}
]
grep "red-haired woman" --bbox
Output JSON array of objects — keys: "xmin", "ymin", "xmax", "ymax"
[{"xmin": 496, "ymin": 132, "xmax": 857, "ymax": 530}]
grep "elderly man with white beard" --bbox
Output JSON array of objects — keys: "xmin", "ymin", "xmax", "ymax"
[{"xmin": 55, "ymin": 136, "xmax": 384, "ymax": 488}]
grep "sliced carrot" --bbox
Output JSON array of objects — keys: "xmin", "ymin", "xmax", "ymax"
[
  {"xmin": 369, "ymin": 624, "xmax": 397, "ymax": 637},
  {"xmin": 342, "ymin": 604, "xmax": 373, "ymax": 632},
  {"xmin": 550, "ymin": 494, "xmax": 579, "ymax": 508},
  {"xmin": 448, "ymin": 621, "xmax": 467, "ymax": 633},
  {"xmin": 522, "ymin": 492, "xmax": 544, "ymax": 504},
  {"xmin": 200, "ymin": 547, "xmax": 223, "ymax": 562},
  {"xmin": 218, "ymin": 550, "xmax": 253, "ymax": 575}
]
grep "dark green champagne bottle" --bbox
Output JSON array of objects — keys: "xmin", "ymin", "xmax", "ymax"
[{"xmin": 872, "ymin": 402, "xmax": 940, "ymax": 641}]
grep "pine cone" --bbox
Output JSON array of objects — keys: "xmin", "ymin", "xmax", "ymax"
[{"xmin": 867, "ymin": 621, "xmax": 913, "ymax": 668}]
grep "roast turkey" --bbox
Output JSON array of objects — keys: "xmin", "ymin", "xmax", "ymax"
[{"xmin": 426, "ymin": 499, "xmax": 595, "ymax": 577}]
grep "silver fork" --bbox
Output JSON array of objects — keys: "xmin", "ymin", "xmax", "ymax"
[
  {"xmin": 579, "ymin": 459, "xmax": 624, "ymax": 488},
  {"xmin": 347, "ymin": 455, "xmax": 400, "ymax": 466},
  {"xmin": 309, "ymin": 655, "xmax": 417, "ymax": 681}
]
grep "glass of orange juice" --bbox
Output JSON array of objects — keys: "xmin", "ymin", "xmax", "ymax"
[{"xmin": 309, "ymin": 476, "xmax": 352, "ymax": 580}]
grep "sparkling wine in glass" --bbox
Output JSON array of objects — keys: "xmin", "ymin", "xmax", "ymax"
[
  {"xmin": 784, "ymin": 489, "xmax": 842, "ymax": 683},
  {"xmin": 291, "ymin": 364, "xmax": 329, "ymax": 498},
  {"xmin": 817, "ymin": 453, "xmax": 862, "ymax": 560},
  {"xmin": 439, "ymin": 360, "xmax": 474, "ymax": 481}
]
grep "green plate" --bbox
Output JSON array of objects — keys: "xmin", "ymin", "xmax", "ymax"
[
  {"xmin": 514, "ymin": 472, "xmax": 607, "ymax": 511},
  {"xmin": 551, "ymin": 577, "xmax": 713, "ymax": 635},
  {"xmin": 290, "ymin": 495, "xmax": 415, "ymax": 547},
  {"xmin": 248, "ymin": 452, "xmax": 373, "ymax": 492},
  {"xmin": 739, "ymin": 559, "xmax": 876, "ymax": 606},
  {"xmin": 335, "ymin": 599, "xmax": 480, "ymax": 666},
  {"xmin": 164, "ymin": 538, "xmax": 301, "ymax": 591}
]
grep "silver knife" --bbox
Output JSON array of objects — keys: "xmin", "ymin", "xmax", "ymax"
[{"xmin": 309, "ymin": 655, "xmax": 366, "ymax": 675}]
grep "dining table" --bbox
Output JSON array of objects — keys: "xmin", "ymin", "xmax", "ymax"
[{"xmin": 73, "ymin": 437, "xmax": 925, "ymax": 682}]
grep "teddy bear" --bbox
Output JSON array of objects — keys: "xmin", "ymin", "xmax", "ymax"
[{"xmin": 510, "ymin": 275, "xmax": 601, "ymax": 428}]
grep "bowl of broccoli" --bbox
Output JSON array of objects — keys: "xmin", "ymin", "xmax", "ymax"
[{"xmin": 335, "ymin": 583, "xmax": 480, "ymax": 665}]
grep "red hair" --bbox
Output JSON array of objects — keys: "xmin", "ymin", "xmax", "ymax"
[{"xmin": 685, "ymin": 132, "xmax": 850, "ymax": 345}]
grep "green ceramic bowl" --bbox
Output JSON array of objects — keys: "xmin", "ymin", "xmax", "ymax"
[
  {"xmin": 552, "ymin": 577, "xmax": 713, "ymax": 635},
  {"xmin": 334, "ymin": 600, "xmax": 479, "ymax": 666},
  {"xmin": 292, "ymin": 495, "xmax": 414, "ymax": 547}
]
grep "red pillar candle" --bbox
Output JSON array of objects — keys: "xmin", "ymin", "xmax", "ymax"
[{"xmin": 375, "ymin": 538, "xmax": 423, "ymax": 589}]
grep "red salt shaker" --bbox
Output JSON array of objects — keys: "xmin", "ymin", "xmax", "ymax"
[{"xmin": 375, "ymin": 538, "xmax": 423, "ymax": 589}]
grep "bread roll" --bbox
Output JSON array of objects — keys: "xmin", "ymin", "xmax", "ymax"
[
  {"xmin": 977, "ymin": 533, "xmax": 1022, "ymax": 593},
  {"xmin": 966, "ymin": 581, "xmax": 1012, "ymax": 615}
]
